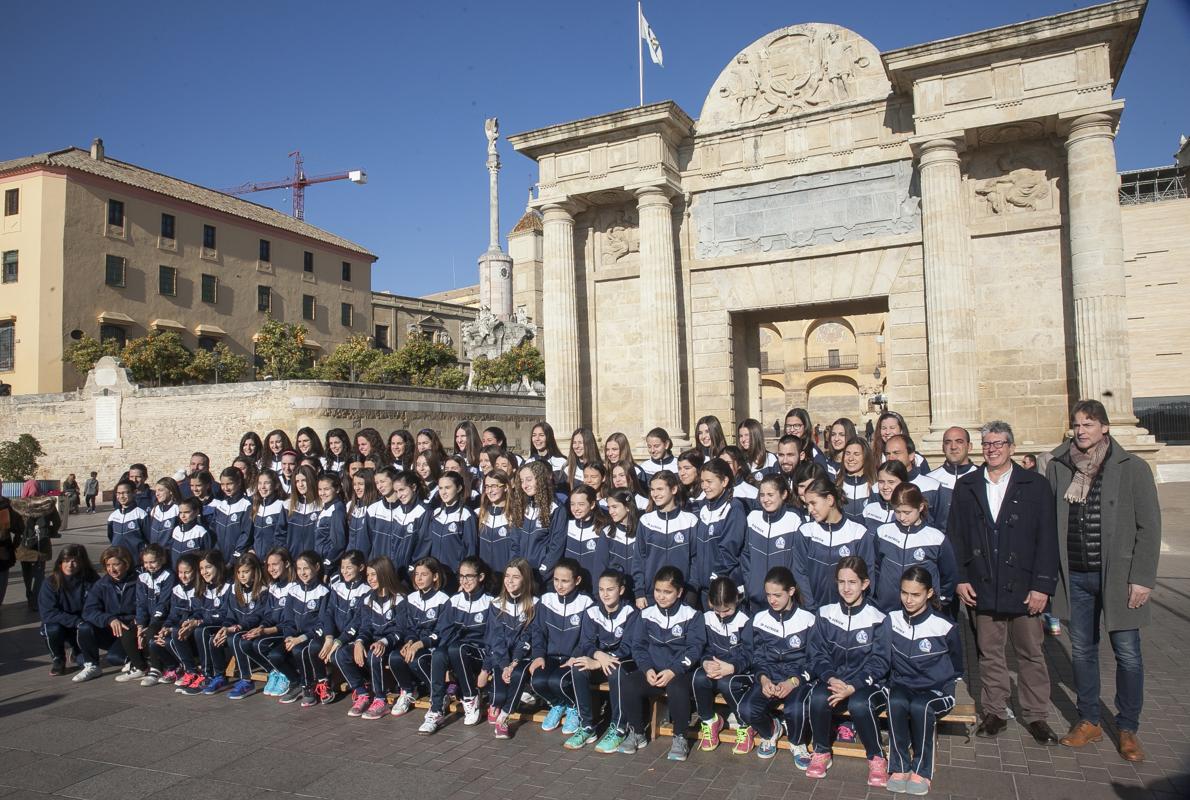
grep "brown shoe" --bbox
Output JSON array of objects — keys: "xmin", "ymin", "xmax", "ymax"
[
  {"xmin": 1060, "ymin": 720, "xmax": 1103, "ymax": 748},
  {"xmin": 1117, "ymin": 730, "xmax": 1145, "ymax": 762}
]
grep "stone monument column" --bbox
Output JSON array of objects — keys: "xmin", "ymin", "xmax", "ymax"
[
  {"xmin": 635, "ymin": 184, "xmax": 687, "ymax": 439},
  {"xmin": 480, "ymin": 117, "xmax": 513, "ymax": 319},
  {"xmin": 914, "ymin": 137, "xmax": 980, "ymax": 438},
  {"xmin": 1063, "ymin": 111, "xmax": 1136, "ymax": 424},
  {"xmin": 542, "ymin": 201, "xmax": 582, "ymax": 433}
]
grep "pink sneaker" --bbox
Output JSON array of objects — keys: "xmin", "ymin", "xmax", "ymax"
[
  {"xmin": 867, "ymin": 755, "xmax": 889, "ymax": 788},
  {"xmin": 806, "ymin": 752, "xmax": 832, "ymax": 779},
  {"xmin": 162, "ymin": 668, "xmax": 180, "ymax": 684},
  {"xmin": 347, "ymin": 690, "xmax": 371, "ymax": 717},
  {"xmin": 698, "ymin": 714, "xmax": 724, "ymax": 751},
  {"xmin": 361, "ymin": 698, "xmax": 390, "ymax": 720},
  {"xmin": 487, "ymin": 706, "xmax": 499, "ymax": 724},
  {"xmin": 494, "ymin": 720, "xmax": 511, "ymax": 739}
]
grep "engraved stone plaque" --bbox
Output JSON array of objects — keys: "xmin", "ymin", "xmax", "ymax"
[{"xmin": 692, "ymin": 160, "xmax": 920, "ymax": 258}]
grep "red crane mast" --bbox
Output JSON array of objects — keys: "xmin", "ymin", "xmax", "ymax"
[{"xmin": 222, "ymin": 151, "xmax": 366, "ymax": 221}]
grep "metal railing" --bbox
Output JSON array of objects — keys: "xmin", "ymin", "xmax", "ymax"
[
  {"xmin": 1119, "ymin": 166, "xmax": 1188, "ymax": 205},
  {"xmin": 804, "ymin": 354, "xmax": 858, "ymax": 372}
]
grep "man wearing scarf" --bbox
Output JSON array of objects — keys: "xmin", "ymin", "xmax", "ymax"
[{"xmin": 1046, "ymin": 400, "xmax": 1161, "ymax": 764}]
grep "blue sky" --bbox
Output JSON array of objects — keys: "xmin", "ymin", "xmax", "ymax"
[{"xmin": 4, "ymin": 1, "xmax": 1187, "ymax": 298}]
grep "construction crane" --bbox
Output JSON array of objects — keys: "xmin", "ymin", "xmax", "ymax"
[{"xmin": 222, "ymin": 151, "xmax": 366, "ymax": 221}]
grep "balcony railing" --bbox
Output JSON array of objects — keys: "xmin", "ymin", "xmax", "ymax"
[{"xmin": 804, "ymin": 354, "xmax": 858, "ymax": 372}]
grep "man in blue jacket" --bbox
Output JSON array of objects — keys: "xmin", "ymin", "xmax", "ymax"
[{"xmin": 948, "ymin": 420, "xmax": 1060, "ymax": 746}]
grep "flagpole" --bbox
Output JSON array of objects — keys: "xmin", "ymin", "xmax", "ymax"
[{"xmin": 637, "ymin": 1, "xmax": 644, "ymax": 106}]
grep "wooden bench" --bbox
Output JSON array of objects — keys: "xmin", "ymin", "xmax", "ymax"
[{"xmin": 229, "ymin": 663, "xmax": 975, "ymax": 758}]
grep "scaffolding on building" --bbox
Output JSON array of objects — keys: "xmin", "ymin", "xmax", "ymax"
[{"xmin": 1118, "ymin": 164, "xmax": 1188, "ymax": 205}]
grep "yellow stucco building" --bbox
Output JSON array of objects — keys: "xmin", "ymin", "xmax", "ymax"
[{"xmin": 0, "ymin": 140, "xmax": 377, "ymax": 394}]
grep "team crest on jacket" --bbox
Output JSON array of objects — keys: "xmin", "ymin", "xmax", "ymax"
[
  {"xmin": 919, "ymin": 639, "xmax": 932, "ymax": 653},
  {"xmin": 568, "ymin": 614, "xmax": 580, "ymax": 625},
  {"xmin": 585, "ymin": 540, "xmax": 596, "ymax": 552},
  {"xmin": 674, "ymin": 532, "xmax": 685, "ymax": 544},
  {"xmin": 308, "ymin": 513, "xmax": 317, "ymax": 521},
  {"xmin": 278, "ymin": 597, "xmax": 288, "ymax": 607},
  {"xmin": 306, "ymin": 599, "xmax": 317, "ymax": 610},
  {"xmin": 614, "ymin": 626, "xmax": 624, "ymax": 637},
  {"xmin": 406, "ymin": 524, "xmax": 416, "ymax": 533},
  {"xmin": 708, "ymin": 524, "xmax": 715, "ymax": 535},
  {"xmin": 473, "ymin": 612, "xmax": 484, "ymax": 623},
  {"xmin": 912, "ymin": 547, "xmax": 926, "ymax": 561},
  {"xmin": 855, "ymin": 630, "xmax": 868, "ymax": 644},
  {"xmin": 788, "ymin": 635, "xmax": 802, "ymax": 648},
  {"xmin": 213, "ymin": 598, "xmax": 221, "ymax": 607},
  {"xmin": 126, "ymin": 522, "xmax": 138, "ymax": 531},
  {"xmin": 775, "ymin": 537, "xmax": 786, "ymax": 550},
  {"xmin": 838, "ymin": 545, "xmax": 851, "ymax": 557},
  {"xmin": 449, "ymin": 523, "xmax": 458, "ymax": 533},
  {"xmin": 163, "ymin": 521, "xmax": 173, "ymax": 530},
  {"xmin": 729, "ymin": 633, "xmax": 738, "ymax": 645},
  {"xmin": 230, "ymin": 514, "xmax": 238, "ymax": 521},
  {"xmin": 426, "ymin": 608, "xmax": 438, "ymax": 619},
  {"xmin": 672, "ymin": 624, "xmax": 683, "ymax": 636},
  {"xmin": 266, "ymin": 516, "xmax": 274, "ymax": 524},
  {"xmin": 498, "ymin": 527, "xmax": 507, "ymax": 538}
]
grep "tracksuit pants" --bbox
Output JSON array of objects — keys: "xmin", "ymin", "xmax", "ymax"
[
  {"xmin": 740, "ymin": 680, "xmax": 813, "ymax": 742},
  {"xmin": 809, "ymin": 682, "xmax": 887, "ymax": 759},
  {"xmin": 614, "ymin": 667, "xmax": 693, "ymax": 735},
  {"xmin": 490, "ymin": 660, "xmax": 533, "ymax": 715},
  {"xmin": 229, "ymin": 632, "xmax": 283, "ymax": 681},
  {"xmin": 167, "ymin": 630, "xmax": 199, "ymax": 673},
  {"xmin": 195, "ymin": 625, "xmax": 230, "ymax": 678},
  {"xmin": 430, "ymin": 641, "xmax": 486, "ymax": 712},
  {"xmin": 78, "ymin": 622, "xmax": 146, "ymax": 671},
  {"xmin": 530, "ymin": 656, "xmax": 576, "ymax": 711},
  {"xmin": 388, "ymin": 649, "xmax": 433, "ymax": 696},
  {"xmin": 333, "ymin": 644, "xmax": 389, "ymax": 695},
  {"xmin": 274, "ymin": 639, "xmax": 326, "ymax": 687},
  {"xmin": 42, "ymin": 622, "xmax": 80, "ymax": 663},
  {"xmin": 886, "ymin": 685, "xmax": 954, "ymax": 780},
  {"xmin": 691, "ymin": 669, "xmax": 754, "ymax": 724}
]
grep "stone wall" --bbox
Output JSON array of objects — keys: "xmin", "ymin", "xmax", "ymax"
[{"xmin": 0, "ymin": 375, "xmax": 544, "ymax": 488}]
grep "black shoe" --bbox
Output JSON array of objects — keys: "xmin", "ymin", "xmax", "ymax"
[
  {"xmin": 1026, "ymin": 721, "xmax": 1060, "ymax": 746},
  {"xmin": 49, "ymin": 658, "xmax": 66, "ymax": 676},
  {"xmin": 976, "ymin": 714, "xmax": 1008, "ymax": 738}
]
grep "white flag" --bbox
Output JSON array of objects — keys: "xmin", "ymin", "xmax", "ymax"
[{"xmin": 639, "ymin": 5, "xmax": 663, "ymax": 67}]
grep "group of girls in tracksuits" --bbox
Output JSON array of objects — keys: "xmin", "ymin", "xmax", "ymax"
[{"xmin": 42, "ymin": 410, "xmax": 963, "ymax": 794}]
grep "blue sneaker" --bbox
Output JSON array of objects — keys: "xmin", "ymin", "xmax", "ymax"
[
  {"xmin": 541, "ymin": 704, "xmax": 566, "ymax": 732},
  {"xmin": 561, "ymin": 707, "xmax": 580, "ymax": 735},
  {"xmin": 791, "ymin": 743, "xmax": 812, "ymax": 770},
  {"xmin": 228, "ymin": 679, "xmax": 256, "ymax": 700},
  {"xmin": 272, "ymin": 673, "xmax": 290, "ymax": 696},
  {"xmin": 261, "ymin": 672, "xmax": 276, "ymax": 696},
  {"xmin": 757, "ymin": 729, "xmax": 779, "ymax": 759},
  {"xmin": 202, "ymin": 676, "xmax": 228, "ymax": 695}
]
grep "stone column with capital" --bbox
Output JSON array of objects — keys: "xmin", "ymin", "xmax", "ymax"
[
  {"xmin": 635, "ymin": 184, "xmax": 687, "ymax": 440},
  {"xmin": 541, "ymin": 202, "xmax": 582, "ymax": 433},
  {"xmin": 915, "ymin": 137, "xmax": 980, "ymax": 439},
  {"xmin": 1064, "ymin": 111, "xmax": 1141, "ymax": 430}
]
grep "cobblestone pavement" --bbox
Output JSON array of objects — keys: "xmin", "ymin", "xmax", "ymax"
[{"xmin": 2, "ymin": 486, "xmax": 1188, "ymax": 800}]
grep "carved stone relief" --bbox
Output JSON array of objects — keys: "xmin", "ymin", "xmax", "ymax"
[
  {"xmin": 691, "ymin": 160, "xmax": 920, "ymax": 258},
  {"xmin": 596, "ymin": 206, "xmax": 640, "ymax": 266},
  {"xmin": 699, "ymin": 24, "xmax": 891, "ymax": 134},
  {"xmin": 964, "ymin": 143, "xmax": 1059, "ymax": 218}
]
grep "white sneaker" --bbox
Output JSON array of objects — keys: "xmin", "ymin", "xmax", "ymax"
[
  {"xmin": 462, "ymin": 697, "xmax": 482, "ymax": 726},
  {"xmin": 418, "ymin": 710, "xmax": 443, "ymax": 735},
  {"xmin": 73, "ymin": 663, "xmax": 102, "ymax": 683},
  {"xmin": 520, "ymin": 691, "xmax": 537, "ymax": 706},
  {"xmin": 139, "ymin": 670, "xmax": 163, "ymax": 687},
  {"xmin": 115, "ymin": 668, "xmax": 146, "ymax": 683},
  {"xmin": 391, "ymin": 692, "xmax": 415, "ymax": 717}
]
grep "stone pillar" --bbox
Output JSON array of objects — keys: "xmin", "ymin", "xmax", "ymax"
[
  {"xmin": 915, "ymin": 137, "xmax": 980, "ymax": 438},
  {"xmin": 1064, "ymin": 112, "xmax": 1135, "ymax": 423},
  {"xmin": 636, "ymin": 185, "xmax": 687, "ymax": 439},
  {"xmin": 541, "ymin": 202, "xmax": 581, "ymax": 433}
]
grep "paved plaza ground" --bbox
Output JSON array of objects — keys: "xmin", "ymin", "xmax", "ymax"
[{"xmin": 1, "ymin": 487, "xmax": 1188, "ymax": 800}]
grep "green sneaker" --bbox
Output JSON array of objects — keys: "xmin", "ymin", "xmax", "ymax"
[
  {"xmin": 563, "ymin": 725, "xmax": 597, "ymax": 750},
  {"xmin": 595, "ymin": 727, "xmax": 626, "ymax": 754}
]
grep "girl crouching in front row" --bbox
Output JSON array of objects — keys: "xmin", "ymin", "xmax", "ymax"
[
  {"xmin": 885, "ymin": 566, "xmax": 963, "ymax": 796},
  {"xmin": 807, "ymin": 556, "xmax": 890, "ymax": 786},
  {"xmin": 336, "ymin": 556, "xmax": 407, "ymax": 719}
]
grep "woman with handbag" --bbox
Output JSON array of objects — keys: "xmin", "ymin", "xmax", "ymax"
[{"xmin": 10, "ymin": 495, "xmax": 61, "ymax": 611}]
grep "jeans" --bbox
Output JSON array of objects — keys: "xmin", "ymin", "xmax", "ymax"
[{"xmin": 1067, "ymin": 569, "xmax": 1144, "ymax": 731}]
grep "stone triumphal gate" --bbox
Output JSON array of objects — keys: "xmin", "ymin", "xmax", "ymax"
[{"xmin": 508, "ymin": 0, "xmax": 1154, "ymax": 453}]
